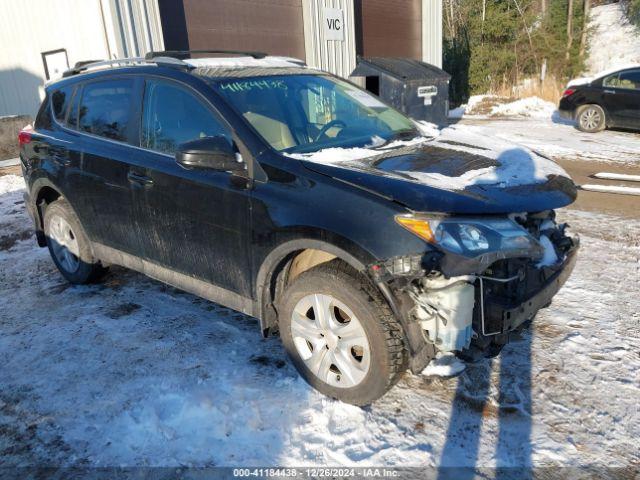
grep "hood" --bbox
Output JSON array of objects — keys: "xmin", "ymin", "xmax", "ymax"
[{"xmin": 294, "ymin": 131, "xmax": 576, "ymax": 214}]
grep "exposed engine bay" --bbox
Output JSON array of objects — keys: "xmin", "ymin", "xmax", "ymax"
[{"xmin": 373, "ymin": 211, "xmax": 579, "ymax": 367}]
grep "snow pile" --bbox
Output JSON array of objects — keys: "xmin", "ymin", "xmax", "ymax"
[
  {"xmin": 448, "ymin": 95, "xmax": 492, "ymax": 118},
  {"xmin": 450, "ymin": 95, "xmax": 556, "ymax": 120},
  {"xmin": 0, "ymin": 173, "xmax": 24, "ymax": 194},
  {"xmin": 448, "ymin": 105, "xmax": 466, "ymax": 119},
  {"xmin": 489, "ymin": 97, "xmax": 556, "ymax": 119},
  {"xmin": 421, "ymin": 353, "xmax": 466, "ymax": 377},
  {"xmin": 455, "ymin": 95, "xmax": 556, "ymax": 119},
  {"xmin": 289, "ymin": 122, "xmax": 569, "ymax": 191},
  {"xmin": 585, "ymin": 3, "xmax": 640, "ymax": 75}
]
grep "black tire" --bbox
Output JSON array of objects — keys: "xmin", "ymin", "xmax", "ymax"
[
  {"xmin": 279, "ymin": 259, "xmax": 406, "ymax": 405},
  {"xmin": 576, "ymin": 104, "xmax": 606, "ymax": 133},
  {"xmin": 44, "ymin": 198, "xmax": 106, "ymax": 284}
]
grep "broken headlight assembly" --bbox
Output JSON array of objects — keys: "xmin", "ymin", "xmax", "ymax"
[{"xmin": 395, "ymin": 214, "xmax": 544, "ymax": 259}]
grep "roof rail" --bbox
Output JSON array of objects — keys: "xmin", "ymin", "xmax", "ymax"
[
  {"xmin": 145, "ymin": 50, "xmax": 268, "ymax": 60},
  {"xmin": 61, "ymin": 56, "xmax": 192, "ymax": 78}
]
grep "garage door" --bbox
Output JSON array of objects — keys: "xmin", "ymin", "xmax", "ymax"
[
  {"xmin": 355, "ymin": 0, "xmax": 422, "ymax": 59},
  {"xmin": 181, "ymin": 0, "xmax": 305, "ymax": 59}
]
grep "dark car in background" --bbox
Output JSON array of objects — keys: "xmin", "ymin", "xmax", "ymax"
[
  {"xmin": 559, "ymin": 65, "xmax": 640, "ymax": 133},
  {"xmin": 20, "ymin": 51, "xmax": 579, "ymax": 405}
]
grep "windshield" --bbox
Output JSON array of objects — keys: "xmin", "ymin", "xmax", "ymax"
[{"xmin": 213, "ymin": 74, "xmax": 418, "ymax": 153}]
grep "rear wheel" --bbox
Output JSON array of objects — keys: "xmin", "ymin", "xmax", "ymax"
[
  {"xmin": 44, "ymin": 199, "xmax": 106, "ymax": 284},
  {"xmin": 279, "ymin": 259, "xmax": 406, "ymax": 405},
  {"xmin": 576, "ymin": 104, "xmax": 606, "ymax": 133}
]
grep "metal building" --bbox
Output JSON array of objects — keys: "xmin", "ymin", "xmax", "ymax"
[
  {"xmin": 157, "ymin": 0, "xmax": 443, "ymax": 79},
  {"xmin": 0, "ymin": 0, "xmax": 442, "ymax": 117},
  {"xmin": 0, "ymin": 0, "xmax": 164, "ymax": 117}
]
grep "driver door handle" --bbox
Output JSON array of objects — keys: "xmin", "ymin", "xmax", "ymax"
[{"xmin": 127, "ymin": 171, "xmax": 154, "ymax": 186}]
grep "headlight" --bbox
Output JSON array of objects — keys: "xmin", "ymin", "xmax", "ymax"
[
  {"xmin": 396, "ymin": 214, "xmax": 542, "ymax": 258},
  {"xmin": 457, "ymin": 224, "xmax": 489, "ymax": 251}
]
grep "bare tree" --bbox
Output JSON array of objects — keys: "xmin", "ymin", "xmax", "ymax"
[
  {"xmin": 566, "ymin": 0, "xmax": 575, "ymax": 61},
  {"xmin": 579, "ymin": 0, "xmax": 592, "ymax": 58},
  {"xmin": 446, "ymin": 0, "xmax": 457, "ymax": 38},
  {"xmin": 513, "ymin": 0, "xmax": 539, "ymax": 71}
]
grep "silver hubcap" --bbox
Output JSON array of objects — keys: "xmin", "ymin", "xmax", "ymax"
[
  {"xmin": 291, "ymin": 294, "xmax": 370, "ymax": 388},
  {"xmin": 49, "ymin": 215, "xmax": 80, "ymax": 273},
  {"xmin": 580, "ymin": 108, "xmax": 601, "ymax": 130}
]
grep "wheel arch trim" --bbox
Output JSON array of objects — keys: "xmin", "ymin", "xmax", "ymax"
[
  {"xmin": 30, "ymin": 178, "xmax": 65, "ymax": 247},
  {"xmin": 255, "ymin": 236, "xmax": 376, "ymax": 332}
]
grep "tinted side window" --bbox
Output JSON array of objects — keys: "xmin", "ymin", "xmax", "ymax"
[
  {"xmin": 617, "ymin": 70, "xmax": 640, "ymax": 90},
  {"xmin": 142, "ymin": 79, "xmax": 231, "ymax": 154},
  {"xmin": 51, "ymin": 85, "xmax": 74, "ymax": 122},
  {"xmin": 35, "ymin": 95, "xmax": 53, "ymax": 130},
  {"xmin": 602, "ymin": 74, "xmax": 619, "ymax": 88},
  {"xmin": 79, "ymin": 78, "xmax": 134, "ymax": 141},
  {"xmin": 67, "ymin": 86, "xmax": 81, "ymax": 128}
]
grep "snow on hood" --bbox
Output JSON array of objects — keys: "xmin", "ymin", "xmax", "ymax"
[{"xmin": 286, "ymin": 121, "xmax": 570, "ymax": 192}]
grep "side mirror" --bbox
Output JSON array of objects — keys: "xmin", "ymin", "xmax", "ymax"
[{"xmin": 176, "ymin": 136, "xmax": 245, "ymax": 173}]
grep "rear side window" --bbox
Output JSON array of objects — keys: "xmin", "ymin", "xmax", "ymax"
[
  {"xmin": 67, "ymin": 87, "xmax": 81, "ymax": 128},
  {"xmin": 603, "ymin": 70, "xmax": 640, "ymax": 90},
  {"xmin": 34, "ymin": 95, "xmax": 53, "ymax": 130},
  {"xmin": 602, "ymin": 74, "xmax": 619, "ymax": 88},
  {"xmin": 51, "ymin": 85, "xmax": 74, "ymax": 122},
  {"xmin": 78, "ymin": 78, "xmax": 134, "ymax": 142},
  {"xmin": 141, "ymin": 79, "xmax": 231, "ymax": 154},
  {"xmin": 617, "ymin": 70, "xmax": 640, "ymax": 90}
]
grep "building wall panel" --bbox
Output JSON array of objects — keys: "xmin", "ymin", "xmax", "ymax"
[
  {"xmin": 356, "ymin": 0, "xmax": 422, "ymax": 60},
  {"xmin": 182, "ymin": 0, "xmax": 305, "ymax": 59},
  {"xmin": 422, "ymin": 0, "xmax": 442, "ymax": 67},
  {"xmin": 302, "ymin": 0, "xmax": 358, "ymax": 80},
  {"xmin": 0, "ymin": 0, "xmax": 111, "ymax": 116},
  {"xmin": 0, "ymin": 0, "xmax": 164, "ymax": 117}
]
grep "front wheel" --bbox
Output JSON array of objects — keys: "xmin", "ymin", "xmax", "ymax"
[
  {"xmin": 279, "ymin": 260, "xmax": 406, "ymax": 405},
  {"xmin": 576, "ymin": 104, "xmax": 606, "ymax": 133}
]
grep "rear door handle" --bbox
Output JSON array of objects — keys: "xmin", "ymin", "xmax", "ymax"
[
  {"xmin": 604, "ymin": 89, "xmax": 616, "ymax": 94},
  {"xmin": 127, "ymin": 171, "xmax": 154, "ymax": 186}
]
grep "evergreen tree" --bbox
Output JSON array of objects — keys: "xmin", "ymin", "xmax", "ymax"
[{"xmin": 444, "ymin": 0, "xmax": 588, "ymax": 104}]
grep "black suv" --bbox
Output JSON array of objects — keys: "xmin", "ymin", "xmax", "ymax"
[
  {"xmin": 559, "ymin": 65, "xmax": 640, "ymax": 133},
  {"xmin": 20, "ymin": 51, "xmax": 579, "ymax": 405}
]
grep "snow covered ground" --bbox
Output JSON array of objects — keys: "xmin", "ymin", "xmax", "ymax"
[
  {"xmin": 455, "ymin": 116, "xmax": 640, "ymax": 165},
  {"xmin": 450, "ymin": 95, "xmax": 640, "ymax": 165},
  {"xmin": 585, "ymin": 2, "xmax": 640, "ymax": 75},
  {"xmin": 452, "ymin": 96, "xmax": 557, "ymax": 120},
  {"xmin": 1, "ymin": 170, "xmax": 639, "ymax": 468}
]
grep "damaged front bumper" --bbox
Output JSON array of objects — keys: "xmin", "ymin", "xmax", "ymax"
[
  {"xmin": 371, "ymin": 215, "xmax": 579, "ymax": 372},
  {"xmin": 474, "ymin": 240, "xmax": 578, "ymax": 342}
]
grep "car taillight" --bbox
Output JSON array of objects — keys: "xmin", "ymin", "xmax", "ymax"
[
  {"xmin": 18, "ymin": 129, "xmax": 32, "ymax": 147},
  {"xmin": 562, "ymin": 88, "xmax": 576, "ymax": 98}
]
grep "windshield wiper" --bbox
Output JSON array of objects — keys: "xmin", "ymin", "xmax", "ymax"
[{"xmin": 374, "ymin": 129, "xmax": 420, "ymax": 149}]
